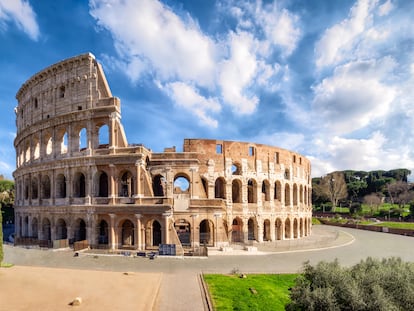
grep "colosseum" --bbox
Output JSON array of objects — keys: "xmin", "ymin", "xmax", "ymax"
[{"xmin": 13, "ymin": 53, "xmax": 312, "ymax": 254}]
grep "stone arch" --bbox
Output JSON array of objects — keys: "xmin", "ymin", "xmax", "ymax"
[
  {"xmin": 23, "ymin": 216, "xmax": 29, "ymax": 237},
  {"xmin": 248, "ymin": 217, "xmax": 257, "ymax": 241},
  {"xmin": 31, "ymin": 217, "xmax": 38, "ymax": 239},
  {"xmin": 152, "ymin": 174, "xmax": 165, "ymax": 197},
  {"xmin": 98, "ymin": 220, "xmax": 109, "ymax": 245},
  {"xmin": 231, "ymin": 162, "xmax": 242, "ymax": 175},
  {"xmin": 56, "ymin": 174, "xmax": 67, "ymax": 198},
  {"xmin": 284, "ymin": 183, "xmax": 291, "ymax": 206},
  {"xmin": 262, "ymin": 180, "xmax": 271, "ymax": 202},
  {"xmin": 121, "ymin": 219, "xmax": 134, "ymax": 246},
  {"xmin": 45, "ymin": 134, "xmax": 53, "ymax": 156},
  {"xmin": 33, "ymin": 136, "xmax": 40, "ymax": 159},
  {"xmin": 201, "ymin": 177, "xmax": 208, "ymax": 198},
  {"xmin": 119, "ymin": 170, "xmax": 134, "ymax": 197},
  {"xmin": 174, "ymin": 219, "xmax": 191, "ymax": 246},
  {"xmin": 31, "ymin": 177, "xmax": 38, "ymax": 199},
  {"xmin": 285, "ymin": 218, "xmax": 291, "ymax": 239},
  {"xmin": 275, "ymin": 218, "xmax": 283, "ymax": 240},
  {"xmin": 293, "ymin": 184, "xmax": 298, "ymax": 206},
  {"xmin": 300, "ymin": 218, "xmax": 304, "ymax": 237},
  {"xmin": 173, "ymin": 173, "xmax": 190, "ymax": 194},
  {"xmin": 79, "ymin": 127, "xmax": 88, "ymax": 151},
  {"xmin": 247, "ymin": 179, "xmax": 257, "ymax": 203},
  {"xmin": 231, "ymin": 217, "xmax": 243, "ymax": 243},
  {"xmin": 98, "ymin": 124, "xmax": 109, "ymax": 147},
  {"xmin": 74, "ymin": 218, "xmax": 87, "ymax": 242},
  {"xmin": 97, "ymin": 171, "xmax": 108, "ymax": 197},
  {"xmin": 56, "ymin": 128, "xmax": 68, "ymax": 155},
  {"xmin": 263, "ymin": 219, "xmax": 271, "ymax": 241},
  {"xmin": 214, "ymin": 177, "xmax": 226, "ymax": 199},
  {"xmin": 41, "ymin": 175, "xmax": 51, "ymax": 199},
  {"xmin": 232, "ymin": 179, "xmax": 242, "ymax": 203},
  {"xmin": 300, "ymin": 185, "xmax": 304, "ymax": 203},
  {"xmin": 56, "ymin": 218, "xmax": 67, "ymax": 240},
  {"xmin": 73, "ymin": 172, "xmax": 86, "ymax": 198},
  {"xmin": 42, "ymin": 218, "xmax": 51, "ymax": 241},
  {"xmin": 293, "ymin": 218, "xmax": 299, "ymax": 238},
  {"xmin": 199, "ymin": 219, "xmax": 214, "ymax": 246},
  {"xmin": 151, "ymin": 220, "xmax": 162, "ymax": 246}
]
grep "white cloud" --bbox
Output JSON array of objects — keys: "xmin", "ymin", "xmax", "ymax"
[
  {"xmin": 165, "ymin": 82, "xmax": 220, "ymax": 128},
  {"xmin": 315, "ymin": 0, "xmax": 377, "ymax": 68},
  {"xmin": 219, "ymin": 31, "xmax": 259, "ymax": 114},
  {"xmin": 312, "ymin": 58, "xmax": 396, "ymax": 135},
  {"xmin": 378, "ymin": 0, "xmax": 393, "ymax": 16},
  {"xmin": 90, "ymin": 0, "xmax": 217, "ymax": 87},
  {"xmin": 0, "ymin": 0, "xmax": 39, "ymax": 40}
]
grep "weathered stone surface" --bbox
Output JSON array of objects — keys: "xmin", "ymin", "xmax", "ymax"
[{"xmin": 13, "ymin": 53, "xmax": 312, "ymax": 252}]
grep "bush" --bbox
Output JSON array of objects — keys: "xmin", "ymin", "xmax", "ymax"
[{"xmin": 287, "ymin": 257, "xmax": 414, "ymax": 311}]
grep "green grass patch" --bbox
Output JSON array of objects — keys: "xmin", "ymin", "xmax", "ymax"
[
  {"xmin": 203, "ymin": 273, "xmax": 297, "ymax": 311},
  {"xmin": 0, "ymin": 262, "xmax": 13, "ymax": 268},
  {"xmin": 372, "ymin": 222, "xmax": 414, "ymax": 230}
]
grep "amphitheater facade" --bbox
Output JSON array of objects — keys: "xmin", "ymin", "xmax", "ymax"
[{"xmin": 13, "ymin": 53, "xmax": 312, "ymax": 253}]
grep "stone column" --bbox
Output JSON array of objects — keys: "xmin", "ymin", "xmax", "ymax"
[
  {"xmin": 109, "ymin": 213, "xmax": 116, "ymax": 250},
  {"xmin": 135, "ymin": 214, "xmax": 142, "ymax": 250},
  {"xmin": 163, "ymin": 213, "xmax": 171, "ymax": 244},
  {"xmin": 109, "ymin": 164, "xmax": 116, "ymax": 204},
  {"xmin": 257, "ymin": 218, "xmax": 263, "ymax": 243}
]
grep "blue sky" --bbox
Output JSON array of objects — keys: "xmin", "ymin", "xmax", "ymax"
[{"xmin": 0, "ymin": 0, "xmax": 413, "ymax": 180}]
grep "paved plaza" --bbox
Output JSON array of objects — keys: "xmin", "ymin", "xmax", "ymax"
[{"xmin": 3, "ymin": 225, "xmax": 414, "ymax": 310}]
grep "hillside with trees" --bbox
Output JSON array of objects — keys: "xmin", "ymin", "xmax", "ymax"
[{"xmin": 312, "ymin": 169, "xmax": 414, "ymax": 219}]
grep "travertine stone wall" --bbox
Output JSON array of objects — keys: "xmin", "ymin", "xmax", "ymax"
[{"xmin": 13, "ymin": 53, "xmax": 312, "ymax": 252}]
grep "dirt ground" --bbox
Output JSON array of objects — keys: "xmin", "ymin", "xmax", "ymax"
[{"xmin": 0, "ymin": 265, "xmax": 162, "ymax": 311}]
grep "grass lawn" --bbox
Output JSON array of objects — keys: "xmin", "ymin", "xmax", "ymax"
[
  {"xmin": 372, "ymin": 222, "xmax": 414, "ymax": 229},
  {"xmin": 203, "ymin": 273, "xmax": 297, "ymax": 311}
]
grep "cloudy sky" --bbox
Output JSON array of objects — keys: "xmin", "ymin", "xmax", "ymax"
[{"xmin": 0, "ymin": 0, "xmax": 413, "ymax": 180}]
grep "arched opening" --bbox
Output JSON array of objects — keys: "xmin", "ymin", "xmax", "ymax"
[
  {"xmin": 23, "ymin": 216, "xmax": 29, "ymax": 237},
  {"xmin": 31, "ymin": 218, "xmax": 38, "ymax": 239},
  {"xmin": 98, "ymin": 220, "xmax": 109, "ymax": 245},
  {"xmin": 262, "ymin": 180, "xmax": 270, "ymax": 202},
  {"xmin": 41, "ymin": 175, "xmax": 51, "ymax": 199},
  {"xmin": 174, "ymin": 219, "xmax": 190, "ymax": 247},
  {"xmin": 293, "ymin": 218, "xmax": 298, "ymax": 238},
  {"xmin": 263, "ymin": 219, "xmax": 271, "ymax": 241},
  {"xmin": 79, "ymin": 128, "xmax": 87, "ymax": 151},
  {"xmin": 31, "ymin": 177, "xmax": 38, "ymax": 199},
  {"xmin": 274, "ymin": 181, "xmax": 282, "ymax": 201},
  {"xmin": 74, "ymin": 219, "xmax": 87, "ymax": 242},
  {"xmin": 214, "ymin": 177, "xmax": 226, "ymax": 199},
  {"xmin": 74, "ymin": 172, "xmax": 86, "ymax": 198},
  {"xmin": 199, "ymin": 219, "xmax": 213, "ymax": 246},
  {"xmin": 231, "ymin": 218, "xmax": 243, "ymax": 243},
  {"xmin": 300, "ymin": 218, "xmax": 304, "ymax": 237},
  {"xmin": 98, "ymin": 124, "xmax": 109, "ymax": 147},
  {"xmin": 275, "ymin": 218, "xmax": 283, "ymax": 240},
  {"xmin": 293, "ymin": 184, "xmax": 298, "ymax": 206},
  {"xmin": 231, "ymin": 163, "xmax": 241, "ymax": 175},
  {"xmin": 285, "ymin": 184, "xmax": 291, "ymax": 206},
  {"xmin": 248, "ymin": 218, "xmax": 256, "ymax": 240},
  {"xmin": 56, "ymin": 219, "xmax": 67, "ymax": 240},
  {"xmin": 247, "ymin": 179, "xmax": 257, "ymax": 203},
  {"xmin": 201, "ymin": 177, "xmax": 208, "ymax": 198},
  {"xmin": 46, "ymin": 135, "xmax": 53, "ymax": 156},
  {"xmin": 42, "ymin": 218, "xmax": 51, "ymax": 241},
  {"xmin": 231, "ymin": 179, "xmax": 242, "ymax": 203},
  {"xmin": 152, "ymin": 220, "xmax": 162, "ymax": 246},
  {"xmin": 174, "ymin": 175, "xmax": 190, "ymax": 194},
  {"xmin": 285, "ymin": 218, "xmax": 291, "ymax": 239},
  {"xmin": 300, "ymin": 185, "xmax": 304, "ymax": 204},
  {"xmin": 121, "ymin": 220, "xmax": 134, "ymax": 247},
  {"xmin": 56, "ymin": 174, "xmax": 67, "ymax": 198},
  {"xmin": 120, "ymin": 171, "xmax": 134, "ymax": 197},
  {"xmin": 33, "ymin": 138, "xmax": 40, "ymax": 159},
  {"xmin": 98, "ymin": 172, "xmax": 108, "ymax": 197},
  {"xmin": 61, "ymin": 132, "xmax": 68, "ymax": 154},
  {"xmin": 152, "ymin": 174, "xmax": 165, "ymax": 197}
]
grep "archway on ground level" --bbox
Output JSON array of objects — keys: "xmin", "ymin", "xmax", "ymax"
[
  {"xmin": 293, "ymin": 218, "xmax": 298, "ymax": 238},
  {"xmin": 174, "ymin": 219, "xmax": 191, "ymax": 246},
  {"xmin": 23, "ymin": 216, "xmax": 29, "ymax": 237},
  {"xmin": 74, "ymin": 219, "xmax": 87, "ymax": 242},
  {"xmin": 285, "ymin": 218, "xmax": 291, "ymax": 239},
  {"xmin": 231, "ymin": 218, "xmax": 243, "ymax": 243},
  {"xmin": 152, "ymin": 220, "xmax": 162, "ymax": 246},
  {"xmin": 248, "ymin": 218, "xmax": 256, "ymax": 241},
  {"xmin": 275, "ymin": 218, "xmax": 283, "ymax": 240},
  {"xmin": 31, "ymin": 218, "xmax": 38, "ymax": 239},
  {"xmin": 42, "ymin": 218, "xmax": 51, "ymax": 241},
  {"xmin": 121, "ymin": 220, "xmax": 134, "ymax": 246},
  {"xmin": 300, "ymin": 218, "xmax": 304, "ymax": 237},
  {"xmin": 263, "ymin": 219, "xmax": 271, "ymax": 241},
  {"xmin": 56, "ymin": 218, "xmax": 67, "ymax": 240},
  {"xmin": 199, "ymin": 219, "xmax": 213, "ymax": 246},
  {"xmin": 98, "ymin": 220, "xmax": 109, "ymax": 245}
]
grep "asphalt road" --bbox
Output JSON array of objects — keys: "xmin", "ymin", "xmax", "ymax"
[{"xmin": 4, "ymin": 225, "xmax": 414, "ymax": 310}]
